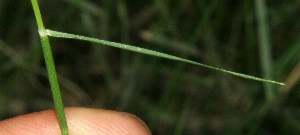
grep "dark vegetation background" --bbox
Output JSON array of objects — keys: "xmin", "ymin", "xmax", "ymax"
[{"xmin": 0, "ymin": 0, "xmax": 300, "ymax": 134}]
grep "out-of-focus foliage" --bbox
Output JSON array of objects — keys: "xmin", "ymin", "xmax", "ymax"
[{"xmin": 0, "ymin": 0, "xmax": 299, "ymax": 134}]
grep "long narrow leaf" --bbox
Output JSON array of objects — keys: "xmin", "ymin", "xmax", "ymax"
[{"xmin": 45, "ymin": 29, "xmax": 284, "ymax": 85}]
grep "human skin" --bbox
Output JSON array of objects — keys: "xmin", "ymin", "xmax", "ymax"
[{"xmin": 0, "ymin": 107, "xmax": 152, "ymax": 135}]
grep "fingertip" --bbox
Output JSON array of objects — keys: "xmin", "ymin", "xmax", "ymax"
[
  {"xmin": 0, "ymin": 109, "xmax": 61, "ymax": 135},
  {"xmin": 65, "ymin": 107, "xmax": 151, "ymax": 135},
  {"xmin": 0, "ymin": 107, "xmax": 152, "ymax": 135}
]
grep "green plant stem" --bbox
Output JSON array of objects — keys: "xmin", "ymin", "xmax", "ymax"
[
  {"xmin": 255, "ymin": 0, "xmax": 274, "ymax": 102},
  {"xmin": 31, "ymin": 0, "xmax": 68, "ymax": 135}
]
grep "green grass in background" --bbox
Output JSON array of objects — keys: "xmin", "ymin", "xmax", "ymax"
[{"xmin": 0, "ymin": 0, "xmax": 300, "ymax": 134}]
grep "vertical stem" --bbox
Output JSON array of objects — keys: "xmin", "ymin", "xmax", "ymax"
[
  {"xmin": 244, "ymin": 2, "xmax": 275, "ymax": 134},
  {"xmin": 31, "ymin": 0, "xmax": 68, "ymax": 134},
  {"xmin": 255, "ymin": 0, "xmax": 274, "ymax": 102}
]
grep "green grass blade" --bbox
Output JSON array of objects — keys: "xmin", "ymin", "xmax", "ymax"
[
  {"xmin": 46, "ymin": 29, "xmax": 284, "ymax": 85},
  {"xmin": 31, "ymin": 0, "xmax": 68, "ymax": 135},
  {"xmin": 255, "ymin": 0, "xmax": 274, "ymax": 101}
]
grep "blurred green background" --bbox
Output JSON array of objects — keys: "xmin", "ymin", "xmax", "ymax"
[{"xmin": 0, "ymin": 0, "xmax": 300, "ymax": 134}]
